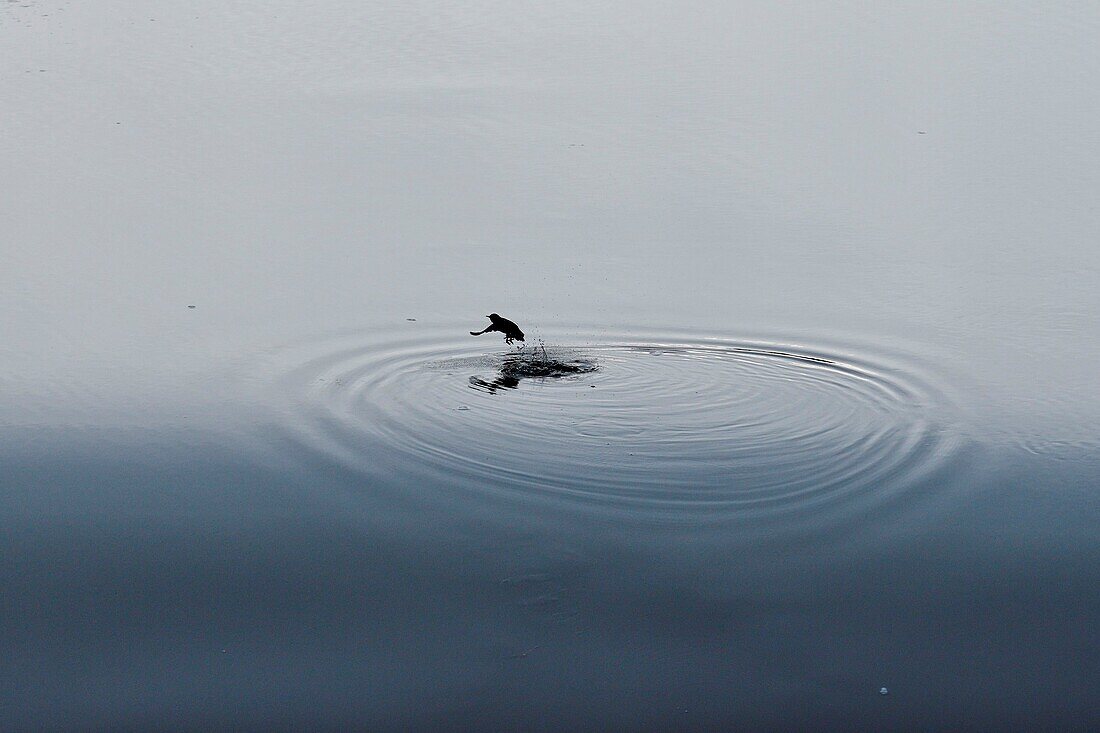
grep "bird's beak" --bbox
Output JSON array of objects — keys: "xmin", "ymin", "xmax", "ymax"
[{"xmin": 485, "ymin": 315, "xmax": 490, "ymax": 318}]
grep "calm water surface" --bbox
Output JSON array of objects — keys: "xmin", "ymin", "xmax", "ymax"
[{"xmin": 3, "ymin": 1, "xmax": 1100, "ymax": 729}]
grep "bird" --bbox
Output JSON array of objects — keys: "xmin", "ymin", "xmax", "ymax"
[{"xmin": 470, "ymin": 313, "xmax": 525, "ymax": 344}]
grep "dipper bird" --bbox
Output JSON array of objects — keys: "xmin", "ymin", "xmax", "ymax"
[{"xmin": 470, "ymin": 313, "xmax": 525, "ymax": 344}]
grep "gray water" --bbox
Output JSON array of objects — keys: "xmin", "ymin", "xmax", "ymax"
[{"xmin": 3, "ymin": 1, "xmax": 1100, "ymax": 729}]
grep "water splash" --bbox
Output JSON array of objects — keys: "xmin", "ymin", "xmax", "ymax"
[{"xmin": 468, "ymin": 340, "xmax": 598, "ymax": 393}]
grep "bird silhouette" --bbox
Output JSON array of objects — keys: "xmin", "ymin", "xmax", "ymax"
[{"xmin": 470, "ymin": 313, "xmax": 525, "ymax": 344}]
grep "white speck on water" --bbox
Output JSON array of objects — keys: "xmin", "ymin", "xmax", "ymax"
[{"xmin": 879, "ymin": 687, "xmax": 889, "ymax": 695}]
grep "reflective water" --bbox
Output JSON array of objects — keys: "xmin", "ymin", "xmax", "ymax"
[
  {"xmin": 269, "ymin": 327, "xmax": 962, "ymax": 528},
  {"xmin": 3, "ymin": 1, "xmax": 1100, "ymax": 729}
]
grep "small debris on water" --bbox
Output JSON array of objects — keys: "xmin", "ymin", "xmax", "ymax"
[
  {"xmin": 456, "ymin": 406, "xmax": 470, "ymax": 411},
  {"xmin": 406, "ymin": 318, "xmax": 416, "ymax": 321},
  {"xmin": 507, "ymin": 645, "xmax": 540, "ymax": 659},
  {"xmin": 879, "ymin": 687, "xmax": 889, "ymax": 696},
  {"xmin": 187, "ymin": 305, "xmax": 196, "ymax": 309}
]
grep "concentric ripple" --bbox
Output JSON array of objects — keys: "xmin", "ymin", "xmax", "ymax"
[{"xmin": 266, "ymin": 326, "xmax": 963, "ymax": 525}]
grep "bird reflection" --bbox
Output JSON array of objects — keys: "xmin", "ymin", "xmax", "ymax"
[
  {"xmin": 467, "ymin": 350, "xmax": 597, "ymax": 394},
  {"xmin": 468, "ymin": 374, "xmax": 521, "ymax": 394}
]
